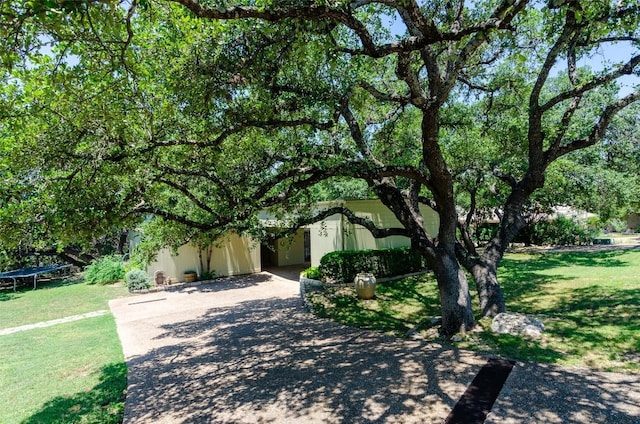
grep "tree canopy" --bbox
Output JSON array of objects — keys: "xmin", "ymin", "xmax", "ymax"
[{"xmin": 1, "ymin": 0, "xmax": 639, "ymax": 334}]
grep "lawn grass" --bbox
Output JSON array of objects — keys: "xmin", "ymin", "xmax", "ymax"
[
  {"xmin": 309, "ymin": 274, "xmax": 441, "ymax": 336},
  {"xmin": 0, "ymin": 278, "xmax": 130, "ymax": 424},
  {"xmin": 306, "ymin": 248, "xmax": 640, "ymax": 373},
  {"xmin": 0, "ymin": 277, "xmax": 129, "ymax": 328}
]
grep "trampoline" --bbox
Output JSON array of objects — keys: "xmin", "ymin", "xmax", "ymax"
[{"xmin": 0, "ymin": 265, "xmax": 72, "ymax": 291}]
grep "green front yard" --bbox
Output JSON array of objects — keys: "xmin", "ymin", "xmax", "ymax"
[
  {"xmin": 1, "ymin": 247, "xmax": 638, "ymax": 423},
  {"xmin": 307, "ymin": 248, "xmax": 640, "ymax": 373},
  {"xmin": 0, "ymin": 279, "xmax": 130, "ymax": 424}
]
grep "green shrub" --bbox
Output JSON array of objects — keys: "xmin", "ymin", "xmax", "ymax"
[
  {"xmin": 124, "ymin": 269, "xmax": 151, "ymax": 291},
  {"xmin": 586, "ymin": 216, "xmax": 603, "ymax": 233},
  {"xmin": 319, "ymin": 247, "xmax": 426, "ymax": 284},
  {"xmin": 84, "ymin": 256, "xmax": 125, "ymax": 285},
  {"xmin": 529, "ymin": 216, "xmax": 596, "ymax": 246},
  {"xmin": 200, "ymin": 270, "xmax": 217, "ymax": 280},
  {"xmin": 606, "ymin": 217, "xmax": 627, "ymax": 233},
  {"xmin": 301, "ymin": 266, "xmax": 321, "ymax": 279},
  {"xmin": 475, "ymin": 222, "xmax": 498, "ymax": 242}
]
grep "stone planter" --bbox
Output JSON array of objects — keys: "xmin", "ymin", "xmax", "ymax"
[
  {"xmin": 154, "ymin": 270, "xmax": 167, "ymax": 286},
  {"xmin": 354, "ymin": 272, "xmax": 376, "ymax": 300},
  {"xmin": 183, "ymin": 272, "xmax": 197, "ymax": 283},
  {"xmin": 300, "ymin": 275, "xmax": 323, "ymax": 289}
]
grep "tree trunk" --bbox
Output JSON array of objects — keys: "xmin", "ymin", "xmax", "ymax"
[
  {"xmin": 470, "ymin": 261, "xmax": 506, "ymax": 317},
  {"xmin": 432, "ymin": 250, "xmax": 476, "ymax": 336},
  {"xmin": 117, "ymin": 229, "xmax": 128, "ymax": 255},
  {"xmin": 464, "ymin": 182, "xmax": 537, "ymax": 316},
  {"xmin": 40, "ymin": 247, "xmax": 94, "ymax": 267}
]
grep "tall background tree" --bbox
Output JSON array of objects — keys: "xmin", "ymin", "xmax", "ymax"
[{"xmin": 1, "ymin": 0, "xmax": 638, "ymax": 334}]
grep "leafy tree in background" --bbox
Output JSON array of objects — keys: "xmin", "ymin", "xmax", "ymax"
[
  {"xmin": 1, "ymin": 0, "xmax": 639, "ymax": 334},
  {"xmin": 560, "ymin": 104, "xmax": 640, "ymax": 221}
]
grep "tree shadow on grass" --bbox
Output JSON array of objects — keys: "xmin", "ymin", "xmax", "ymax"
[
  {"xmin": 503, "ymin": 248, "xmax": 635, "ymax": 274},
  {"xmin": 550, "ymin": 285, "xmax": 640, "ymax": 318},
  {"xmin": 499, "ymin": 248, "xmax": 638, "ymax": 309},
  {"xmin": 543, "ymin": 286, "xmax": 640, "ymax": 368},
  {"xmin": 0, "ymin": 291, "xmax": 20, "ymax": 302},
  {"xmin": 22, "ymin": 362, "xmax": 127, "ymax": 424},
  {"xmin": 309, "ymin": 276, "xmax": 442, "ymax": 337},
  {"xmin": 494, "ymin": 250, "xmax": 640, "ymax": 370},
  {"xmin": 537, "ymin": 249, "xmax": 632, "ymax": 268},
  {"xmin": 474, "ymin": 332, "xmax": 565, "ymax": 364}
]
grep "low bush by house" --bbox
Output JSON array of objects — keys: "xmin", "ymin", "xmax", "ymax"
[
  {"xmin": 84, "ymin": 256, "xmax": 125, "ymax": 285},
  {"xmin": 319, "ymin": 247, "xmax": 426, "ymax": 284},
  {"xmin": 124, "ymin": 269, "xmax": 151, "ymax": 291},
  {"xmin": 301, "ymin": 266, "xmax": 321, "ymax": 280}
]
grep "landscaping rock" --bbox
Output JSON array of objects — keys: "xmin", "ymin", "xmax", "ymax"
[
  {"xmin": 299, "ymin": 276, "xmax": 323, "ymax": 312},
  {"xmin": 491, "ymin": 313, "xmax": 545, "ymax": 338}
]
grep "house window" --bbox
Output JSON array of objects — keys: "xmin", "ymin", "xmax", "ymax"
[{"xmin": 304, "ymin": 230, "xmax": 311, "ymax": 262}]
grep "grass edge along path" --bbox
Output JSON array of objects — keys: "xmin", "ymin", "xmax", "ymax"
[
  {"xmin": 0, "ymin": 310, "xmax": 108, "ymax": 335},
  {"xmin": 306, "ymin": 248, "xmax": 640, "ymax": 373},
  {"xmin": 0, "ymin": 279, "xmax": 130, "ymax": 424}
]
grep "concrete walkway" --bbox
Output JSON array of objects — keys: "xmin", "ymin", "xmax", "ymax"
[
  {"xmin": 0, "ymin": 310, "xmax": 108, "ymax": 336},
  {"xmin": 109, "ymin": 271, "xmax": 640, "ymax": 424}
]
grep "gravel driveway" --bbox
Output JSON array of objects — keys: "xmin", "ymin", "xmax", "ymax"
[{"xmin": 109, "ymin": 271, "xmax": 640, "ymax": 423}]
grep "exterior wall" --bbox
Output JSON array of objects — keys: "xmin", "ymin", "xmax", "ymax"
[
  {"xmin": 210, "ymin": 234, "xmax": 261, "ymax": 276},
  {"xmin": 342, "ymin": 199, "xmax": 439, "ymax": 251},
  {"xmin": 309, "ymin": 208, "xmax": 344, "ymax": 267},
  {"xmin": 146, "ymin": 234, "xmax": 260, "ymax": 282},
  {"xmin": 418, "ymin": 204, "xmax": 440, "ymax": 236},
  {"xmin": 275, "ymin": 229, "xmax": 307, "ymax": 266},
  {"xmin": 147, "ymin": 244, "xmax": 199, "ymax": 283},
  {"xmin": 309, "ymin": 199, "xmax": 439, "ymax": 266},
  {"xmin": 146, "ymin": 199, "xmax": 440, "ymax": 274},
  {"xmin": 343, "ymin": 226, "xmax": 410, "ymax": 251}
]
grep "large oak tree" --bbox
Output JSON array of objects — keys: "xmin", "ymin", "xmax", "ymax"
[{"xmin": 1, "ymin": 0, "xmax": 639, "ymax": 335}]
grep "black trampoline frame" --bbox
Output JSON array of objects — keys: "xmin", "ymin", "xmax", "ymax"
[{"xmin": 0, "ymin": 265, "xmax": 72, "ymax": 291}]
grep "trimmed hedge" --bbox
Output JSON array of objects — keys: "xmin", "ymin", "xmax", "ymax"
[{"xmin": 319, "ymin": 247, "xmax": 426, "ymax": 284}]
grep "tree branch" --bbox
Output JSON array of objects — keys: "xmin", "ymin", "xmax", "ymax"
[
  {"xmin": 439, "ymin": 0, "xmax": 527, "ymax": 103},
  {"xmin": 544, "ymin": 89, "xmax": 640, "ymax": 163},
  {"xmin": 395, "ymin": 52, "xmax": 428, "ymax": 108},
  {"xmin": 549, "ymin": 34, "xmax": 584, "ymax": 150},
  {"xmin": 339, "ymin": 99, "xmax": 384, "ymax": 166},
  {"xmin": 529, "ymin": 7, "xmax": 578, "ymax": 113},
  {"xmin": 539, "ymin": 54, "xmax": 640, "ymax": 113},
  {"xmin": 311, "ymin": 206, "xmax": 409, "ymax": 238},
  {"xmin": 359, "ymin": 81, "xmax": 410, "ymax": 104},
  {"xmin": 166, "ymin": 0, "xmax": 380, "ymax": 55},
  {"xmin": 134, "ymin": 204, "xmax": 219, "ymax": 231},
  {"xmin": 417, "ymin": 196, "xmax": 438, "ymax": 212},
  {"xmin": 154, "ymin": 177, "xmax": 221, "ymax": 218},
  {"xmin": 373, "ymin": 165, "xmax": 432, "ymax": 189},
  {"xmin": 492, "ymin": 166, "xmax": 517, "ymax": 189}
]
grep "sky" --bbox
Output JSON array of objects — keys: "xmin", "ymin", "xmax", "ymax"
[{"xmin": 384, "ymin": 7, "xmax": 639, "ymax": 97}]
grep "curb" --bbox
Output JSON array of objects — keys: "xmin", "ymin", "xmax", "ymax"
[{"xmin": 129, "ymin": 279, "xmax": 218, "ymax": 294}]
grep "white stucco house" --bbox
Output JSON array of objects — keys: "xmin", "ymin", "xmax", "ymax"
[{"xmin": 145, "ymin": 199, "xmax": 439, "ymax": 282}]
